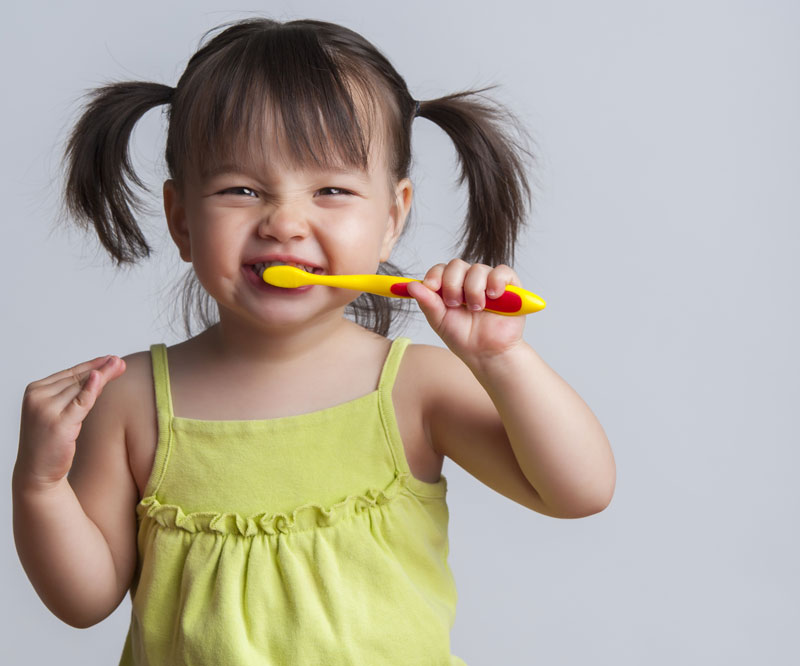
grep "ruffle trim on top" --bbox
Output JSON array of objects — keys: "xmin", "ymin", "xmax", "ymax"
[{"xmin": 136, "ymin": 472, "xmax": 429, "ymax": 537}]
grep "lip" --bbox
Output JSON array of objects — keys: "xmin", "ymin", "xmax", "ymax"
[{"xmin": 243, "ymin": 253, "xmax": 324, "ymax": 272}]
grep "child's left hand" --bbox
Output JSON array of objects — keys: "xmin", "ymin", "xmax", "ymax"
[{"xmin": 405, "ymin": 259, "xmax": 526, "ymax": 368}]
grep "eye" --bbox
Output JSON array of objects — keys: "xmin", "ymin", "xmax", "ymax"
[
  {"xmin": 219, "ymin": 186, "xmax": 258, "ymax": 197},
  {"xmin": 317, "ymin": 187, "xmax": 352, "ymax": 197}
]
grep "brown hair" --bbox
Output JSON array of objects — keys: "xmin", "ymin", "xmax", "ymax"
[{"xmin": 62, "ymin": 18, "xmax": 535, "ymax": 337}]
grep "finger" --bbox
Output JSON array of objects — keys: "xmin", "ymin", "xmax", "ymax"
[
  {"xmin": 486, "ymin": 264, "xmax": 520, "ymax": 299},
  {"xmin": 29, "ymin": 355, "xmax": 114, "ymax": 393},
  {"xmin": 440, "ymin": 259, "xmax": 470, "ymax": 308},
  {"xmin": 44, "ymin": 355, "xmax": 123, "ymax": 398},
  {"xmin": 421, "ymin": 263, "xmax": 446, "ymax": 292},
  {"xmin": 406, "ymin": 280, "xmax": 448, "ymax": 330},
  {"xmin": 56, "ymin": 356, "xmax": 125, "ymax": 416},
  {"xmin": 463, "ymin": 264, "xmax": 492, "ymax": 311},
  {"xmin": 43, "ymin": 368, "xmax": 105, "ymax": 398}
]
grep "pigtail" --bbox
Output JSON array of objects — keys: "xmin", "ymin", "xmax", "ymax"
[
  {"xmin": 416, "ymin": 87, "xmax": 535, "ymax": 267},
  {"xmin": 63, "ymin": 82, "xmax": 174, "ymax": 264}
]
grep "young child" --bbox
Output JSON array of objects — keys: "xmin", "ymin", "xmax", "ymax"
[{"xmin": 12, "ymin": 17, "xmax": 615, "ymax": 665}]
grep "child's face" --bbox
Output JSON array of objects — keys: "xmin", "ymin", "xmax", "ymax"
[{"xmin": 163, "ymin": 143, "xmax": 412, "ymax": 330}]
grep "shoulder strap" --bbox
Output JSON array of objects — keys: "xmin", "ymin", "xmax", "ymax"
[
  {"xmin": 141, "ymin": 344, "xmax": 175, "ymax": 500},
  {"xmin": 149, "ymin": 343, "xmax": 175, "ymax": 420},
  {"xmin": 377, "ymin": 337, "xmax": 411, "ymax": 396},
  {"xmin": 375, "ymin": 337, "xmax": 445, "ymax": 496},
  {"xmin": 376, "ymin": 337, "xmax": 411, "ymax": 480}
]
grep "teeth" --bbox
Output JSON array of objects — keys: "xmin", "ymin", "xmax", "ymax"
[{"xmin": 252, "ymin": 261, "xmax": 319, "ymax": 278}]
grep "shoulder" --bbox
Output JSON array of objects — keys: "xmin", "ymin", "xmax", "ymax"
[
  {"xmin": 106, "ymin": 349, "xmax": 156, "ymax": 422},
  {"xmin": 398, "ymin": 342, "xmax": 477, "ymax": 394},
  {"xmin": 78, "ymin": 348, "xmax": 157, "ymax": 455},
  {"xmin": 401, "ymin": 342, "xmax": 460, "ymax": 367},
  {"xmin": 395, "ymin": 342, "xmax": 493, "ymax": 448},
  {"xmin": 397, "ymin": 341, "xmax": 525, "ymax": 465},
  {"xmin": 99, "ymin": 349, "xmax": 159, "ymax": 498},
  {"xmin": 82, "ymin": 348, "xmax": 157, "ymax": 452},
  {"xmin": 119, "ymin": 348, "xmax": 155, "ymax": 385},
  {"xmin": 74, "ymin": 348, "xmax": 153, "ymax": 431}
]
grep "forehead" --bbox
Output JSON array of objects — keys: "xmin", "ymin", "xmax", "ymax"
[
  {"xmin": 187, "ymin": 78, "xmax": 392, "ymax": 177},
  {"xmin": 189, "ymin": 114, "xmax": 393, "ymax": 195},
  {"xmin": 168, "ymin": 21, "xmax": 405, "ymax": 191}
]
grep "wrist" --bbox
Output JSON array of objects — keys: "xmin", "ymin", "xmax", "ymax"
[
  {"xmin": 12, "ymin": 464, "xmax": 69, "ymax": 499},
  {"xmin": 463, "ymin": 339, "xmax": 534, "ymax": 384}
]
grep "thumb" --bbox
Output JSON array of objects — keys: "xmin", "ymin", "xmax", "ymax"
[{"xmin": 406, "ymin": 280, "xmax": 448, "ymax": 330}]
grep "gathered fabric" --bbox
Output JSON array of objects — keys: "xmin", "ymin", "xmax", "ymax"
[{"xmin": 119, "ymin": 337, "xmax": 466, "ymax": 665}]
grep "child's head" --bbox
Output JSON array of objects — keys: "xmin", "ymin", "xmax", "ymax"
[
  {"xmin": 165, "ymin": 19, "xmax": 412, "ymax": 202},
  {"xmin": 63, "ymin": 17, "xmax": 534, "ymax": 336}
]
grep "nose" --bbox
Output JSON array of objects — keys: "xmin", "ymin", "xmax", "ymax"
[{"xmin": 257, "ymin": 202, "xmax": 310, "ymax": 242}]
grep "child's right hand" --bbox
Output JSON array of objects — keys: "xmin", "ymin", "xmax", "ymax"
[{"xmin": 15, "ymin": 355, "xmax": 126, "ymax": 492}]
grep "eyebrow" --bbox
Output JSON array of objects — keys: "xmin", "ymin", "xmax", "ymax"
[{"xmin": 201, "ymin": 163, "xmax": 370, "ymax": 182}]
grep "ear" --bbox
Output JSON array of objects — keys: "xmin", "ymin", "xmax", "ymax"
[
  {"xmin": 163, "ymin": 179, "xmax": 192, "ymax": 262},
  {"xmin": 380, "ymin": 177, "xmax": 413, "ymax": 262}
]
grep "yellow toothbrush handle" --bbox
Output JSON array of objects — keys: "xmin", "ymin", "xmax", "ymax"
[
  {"xmin": 262, "ymin": 266, "xmax": 546, "ymax": 315},
  {"xmin": 314, "ymin": 273, "xmax": 415, "ymax": 297}
]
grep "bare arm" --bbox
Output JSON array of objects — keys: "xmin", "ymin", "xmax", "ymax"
[
  {"xmin": 407, "ymin": 260, "xmax": 615, "ymax": 518},
  {"xmin": 466, "ymin": 342, "xmax": 615, "ymax": 516},
  {"xmin": 12, "ymin": 355, "xmax": 138, "ymax": 628},
  {"xmin": 12, "ymin": 476, "xmax": 130, "ymax": 628}
]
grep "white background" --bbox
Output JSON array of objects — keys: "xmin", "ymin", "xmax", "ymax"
[{"xmin": 2, "ymin": 1, "xmax": 799, "ymax": 664}]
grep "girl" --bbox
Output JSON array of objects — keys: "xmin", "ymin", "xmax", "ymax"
[{"xmin": 12, "ymin": 17, "xmax": 615, "ymax": 665}]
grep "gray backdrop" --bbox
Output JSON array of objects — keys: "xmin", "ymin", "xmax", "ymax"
[{"xmin": 3, "ymin": 1, "xmax": 798, "ymax": 664}]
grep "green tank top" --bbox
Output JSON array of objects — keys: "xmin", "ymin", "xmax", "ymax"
[{"xmin": 119, "ymin": 337, "xmax": 466, "ymax": 665}]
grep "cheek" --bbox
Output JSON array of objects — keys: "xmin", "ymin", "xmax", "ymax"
[
  {"xmin": 327, "ymin": 227, "xmax": 387, "ymax": 273},
  {"xmin": 188, "ymin": 227, "xmax": 237, "ymax": 279}
]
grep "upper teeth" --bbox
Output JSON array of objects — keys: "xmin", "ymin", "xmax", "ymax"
[{"xmin": 253, "ymin": 261, "xmax": 318, "ymax": 277}]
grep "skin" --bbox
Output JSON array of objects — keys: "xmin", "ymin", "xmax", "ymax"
[{"xmin": 12, "ymin": 127, "xmax": 616, "ymax": 629}]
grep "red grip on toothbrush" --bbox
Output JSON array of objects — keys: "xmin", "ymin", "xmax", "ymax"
[{"xmin": 390, "ymin": 282, "xmax": 523, "ymax": 314}]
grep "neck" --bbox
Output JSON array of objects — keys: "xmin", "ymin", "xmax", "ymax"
[{"xmin": 202, "ymin": 307, "xmax": 360, "ymax": 367}]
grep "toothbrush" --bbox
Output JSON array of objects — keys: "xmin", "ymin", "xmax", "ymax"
[{"xmin": 262, "ymin": 265, "xmax": 546, "ymax": 316}]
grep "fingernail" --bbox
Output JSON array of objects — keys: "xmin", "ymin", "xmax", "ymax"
[
  {"xmin": 487, "ymin": 290, "xmax": 497, "ymax": 299},
  {"xmin": 445, "ymin": 299, "xmax": 460, "ymax": 307},
  {"xmin": 469, "ymin": 304, "xmax": 483, "ymax": 311}
]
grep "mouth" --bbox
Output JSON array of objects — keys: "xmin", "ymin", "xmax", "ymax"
[{"xmin": 247, "ymin": 260, "xmax": 325, "ymax": 280}]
